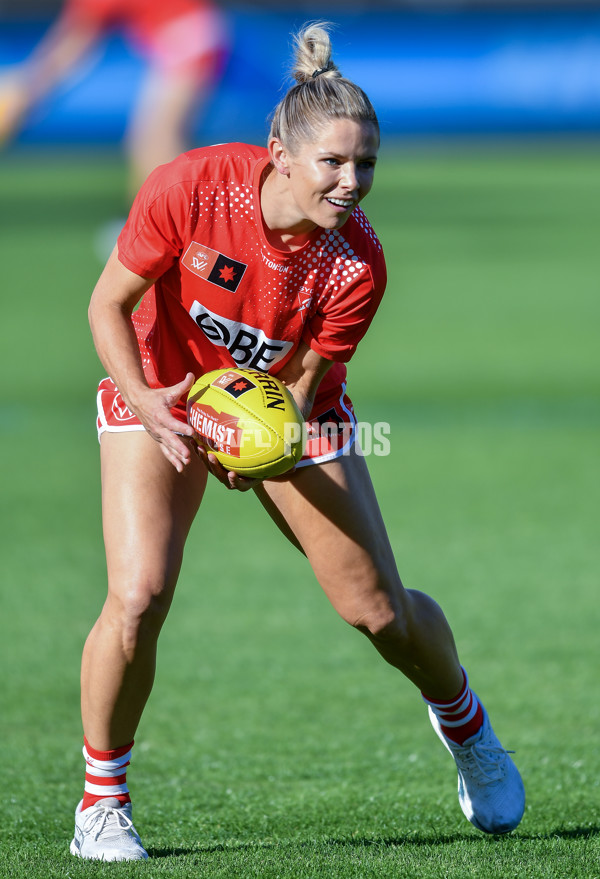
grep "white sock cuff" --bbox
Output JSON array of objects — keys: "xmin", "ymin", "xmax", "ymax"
[
  {"xmin": 433, "ymin": 692, "xmax": 479, "ymax": 728},
  {"xmin": 82, "ymin": 744, "xmax": 132, "ymax": 775},
  {"xmin": 84, "ymin": 780, "xmax": 130, "ymax": 796}
]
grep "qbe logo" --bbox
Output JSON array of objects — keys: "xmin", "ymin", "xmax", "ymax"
[{"xmin": 188, "ymin": 300, "xmax": 293, "ymax": 371}]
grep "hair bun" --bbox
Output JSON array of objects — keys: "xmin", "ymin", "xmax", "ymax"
[
  {"xmin": 292, "ymin": 22, "xmax": 339, "ymax": 84},
  {"xmin": 312, "ymin": 60, "xmax": 335, "ymax": 79},
  {"xmin": 268, "ymin": 20, "xmax": 379, "ymax": 150}
]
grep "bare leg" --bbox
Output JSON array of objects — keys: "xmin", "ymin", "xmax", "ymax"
[
  {"xmin": 125, "ymin": 66, "xmax": 215, "ymax": 198},
  {"xmin": 255, "ymin": 446, "xmax": 463, "ymax": 700},
  {"xmin": 81, "ymin": 431, "xmax": 207, "ymax": 748}
]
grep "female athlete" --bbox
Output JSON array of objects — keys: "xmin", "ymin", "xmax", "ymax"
[
  {"xmin": 70, "ymin": 22, "xmax": 525, "ymax": 861},
  {"xmin": 0, "ymin": 0, "xmax": 228, "ymax": 199}
]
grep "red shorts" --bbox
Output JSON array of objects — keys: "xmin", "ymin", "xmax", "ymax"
[
  {"xmin": 136, "ymin": 7, "xmax": 228, "ymax": 77},
  {"xmin": 96, "ymin": 376, "xmax": 358, "ymax": 468},
  {"xmin": 64, "ymin": 0, "xmax": 228, "ymax": 77}
]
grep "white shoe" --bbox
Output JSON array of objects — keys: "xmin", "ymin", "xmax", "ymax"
[
  {"xmin": 69, "ymin": 797, "xmax": 148, "ymax": 861},
  {"xmin": 429, "ymin": 702, "xmax": 525, "ymax": 833}
]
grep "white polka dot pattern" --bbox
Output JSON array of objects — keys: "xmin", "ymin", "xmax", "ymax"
[{"xmin": 121, "ymin": 144, "xmax": 386, "ymax": 384}]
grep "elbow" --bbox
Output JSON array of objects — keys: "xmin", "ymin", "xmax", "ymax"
[{"xmin": 88, "ymin": 294, "xmax": 99, "ymax": 337}]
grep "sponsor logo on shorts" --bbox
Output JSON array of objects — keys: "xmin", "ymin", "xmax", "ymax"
[
  {"xmin": 111, "ymin": 395, "xmax": 134, "ymax": 422},
  {"xmin": 314, "ymin": 407, "xmax": 345, "ymax": 433},
  {"xmin": 189, "ymin": 301, "xmax": 293, "ymax": 371},
  {"xmin": 182, "ymin": 241, "xmax": 247, "ymax": 292}
]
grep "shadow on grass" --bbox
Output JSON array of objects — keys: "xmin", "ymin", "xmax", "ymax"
[
  {"xmin": 519, "ymin": 826, "xmax": 600, "ymax": 842},
  {"xmin": 323, "ymin": 825, "xmax": 600, "ymax": 846},
  {"xmin": 146, "ymin": 825, "xmax": 600, "ymax": 859},
  {"xmin": 146, "ymin": 836, "xmax": 465, "ymax": 858}
]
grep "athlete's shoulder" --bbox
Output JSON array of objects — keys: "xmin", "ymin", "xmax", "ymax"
[
  {"xmin": 336, "ymin": 206, "xmax": 386, "ymax": 280},
  {"xmin": 135, "ymin": 143, "xmax": 266, "ymax": 206},
  {"xmin": 345, "ymin": 206, "xmax": 383, "ymax": 253},
  {"xmin": 179, "ymin": 143, "xmax": 268, "ymax": 184}
]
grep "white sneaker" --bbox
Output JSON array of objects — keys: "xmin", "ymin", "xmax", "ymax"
[
  {"xmin": 70, "ymin": 797, "xmax": 148, "ymax": 861},
  {"xmin": 429, "ymin": 702, "xmax": 525, "ymax": 833}
]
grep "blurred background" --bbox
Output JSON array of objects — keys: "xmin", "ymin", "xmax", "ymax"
[{"xmin": 2, "ymin": 0, "xmax": 600, "ymax": 148}]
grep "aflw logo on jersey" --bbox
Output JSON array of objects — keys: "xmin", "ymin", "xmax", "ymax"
[
  {"xmin": 182, "ymin": 241, "xmax": 247, "ymax": 292},
  {"xmin": 189, "ymin": 301, "xmax": 294, "ymax": 371}
]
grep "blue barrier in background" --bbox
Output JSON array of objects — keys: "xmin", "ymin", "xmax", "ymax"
[{"xmin": 1, "ymin": 8, "xmax": 600, "ymax": 145}]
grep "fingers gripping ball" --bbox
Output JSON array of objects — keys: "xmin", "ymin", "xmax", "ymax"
[{"xmin": 187, "ymin": 368, "xmax": 306, "ymax": 478}]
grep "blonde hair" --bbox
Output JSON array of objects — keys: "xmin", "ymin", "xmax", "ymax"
[{"xmin": 269, "ymin": 22, "xmax": 379, "ymax": 152}]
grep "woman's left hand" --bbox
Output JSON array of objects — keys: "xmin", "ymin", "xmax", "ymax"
[{"xmin": 194, "ymin": 444, "xmax": 261, "ymax": 492}]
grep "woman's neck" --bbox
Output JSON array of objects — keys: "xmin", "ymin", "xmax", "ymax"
[{"xmin": 259, "ymin": 165, "xmax": 316, "ymax": 253}]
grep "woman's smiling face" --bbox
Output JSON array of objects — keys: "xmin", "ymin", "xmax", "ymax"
[{"xmin": 269, "ymin": 118, "xmax": 379, "ymax": 235}]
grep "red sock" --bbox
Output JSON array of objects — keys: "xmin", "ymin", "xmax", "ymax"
[
  {"xmin": 81, "ymin": 737, "xmax": 133, "ymax": 811},
  {"xmin": 422, "ymin": 669, "xmax": 484, "ymax": 745}
]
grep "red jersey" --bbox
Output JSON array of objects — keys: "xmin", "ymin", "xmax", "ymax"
[{"xmin": 117, "ymin": 143, "xmax": 387, "ymax": 418}]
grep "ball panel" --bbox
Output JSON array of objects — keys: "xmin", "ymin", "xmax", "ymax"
[{"xmin": 187, "ymin": 368, "xmax": 306, "ymax": 478}]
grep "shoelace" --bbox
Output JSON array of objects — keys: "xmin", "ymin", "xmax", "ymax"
[
  {"xmin": 82, "ymin": 804, "xmax": 136, "ymax": 842},
  {"xmin": 454, "ymin": 741, "xmax": 510, "ymax": 784}
]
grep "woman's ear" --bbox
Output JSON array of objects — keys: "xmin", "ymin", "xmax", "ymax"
[{"xmin": 268, "ymin": 137, "xmax": 291, "ymax": 176}]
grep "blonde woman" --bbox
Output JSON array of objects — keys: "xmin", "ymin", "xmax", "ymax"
[{"xmin": 72, "ymin": 22, "xmax": 525, "ymax": 861}]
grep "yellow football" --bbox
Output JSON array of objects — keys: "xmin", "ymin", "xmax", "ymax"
[{"xmin": 187, "ymin": 368, "xmax": 306, "ymax": 478}]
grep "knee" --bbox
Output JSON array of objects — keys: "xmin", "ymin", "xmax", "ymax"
[
  {"xmin": 350, "ymin": 587, "xmax": 449, "ymax": 657},
  {"xmin": 354, "ymin": 607, "xmax": 410, "ymax": 647},
  {"xmin": 347, "ymin": 591, "xmax": 412, "ymax": 650},
  {"xmin": 103, "ymin": 578, "xmax": 173, "ymax": 653}
]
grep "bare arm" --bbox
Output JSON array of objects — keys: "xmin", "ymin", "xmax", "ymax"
[
  {"xmin": 20, "ymin": 18, "xmax": 99, "ymax": 99},
  {"xmin": 89, "ymin": 248, "xmax": 195, "ymax": 471},
  {"xmin": 0, "ymin": 18, "xmax": 98, "ymax": 143},
  {"xmin": 275, "ymin": 341, "xmax": 334, "ymax": 420}
]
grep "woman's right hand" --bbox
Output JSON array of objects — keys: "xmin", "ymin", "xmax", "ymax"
[
  {"xmin": 88, "ymin": 254, "xmax": 199, "ymax": 473},
  {"xmin": 130, "ymin": 373, "xmax": 197, "ymax": 473}
]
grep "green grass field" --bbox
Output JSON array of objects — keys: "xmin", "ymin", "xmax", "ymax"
[{"xmin": 0, "ymin": 144, "xmax": 598, "ymax": 878}]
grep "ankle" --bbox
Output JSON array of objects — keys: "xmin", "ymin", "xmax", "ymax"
[
  {"xmin": 81, "ymin": 738, "xmax": 134, "ymax": 811},
  {"xmin": 422, "ymin": 668, "xmax": 484, "ymax": 745}
]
